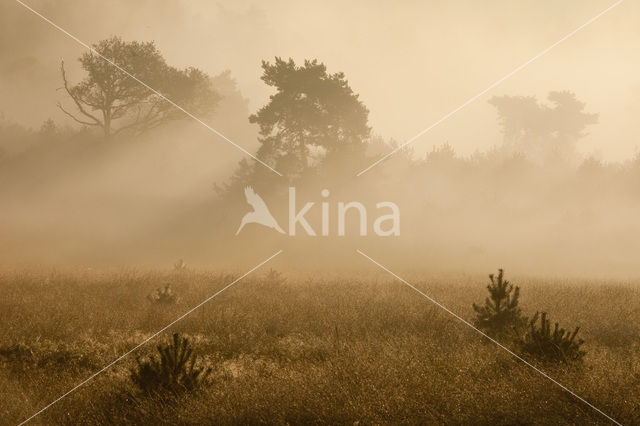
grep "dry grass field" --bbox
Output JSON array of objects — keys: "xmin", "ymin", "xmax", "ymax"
[
  {"xmin": 3, "ymin": 2, "xmax": 640, "ymax": 425},
  {"xmin": 1, "ymin": 268, "xmax": 638, "ymax": 425}
]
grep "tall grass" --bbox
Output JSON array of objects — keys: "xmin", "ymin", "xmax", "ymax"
[{"xmin": 0, "ymin": 269, "xmax": 638, "ymax": 424}]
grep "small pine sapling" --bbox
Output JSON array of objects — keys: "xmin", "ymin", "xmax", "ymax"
[
  {"xmin": 519, "ymin": 311, "xmax": 585, "ymax": 363},
  {"xmin": 264, "ymin": 268, "xmax": 286, "ymax": 285},
  {"xmin": 130, "ymin": 333, "xmax": 212, "ymax": 394},
  {"xmin": 473, "ymin": 269, "xmax": 527, "ymax": 339}
]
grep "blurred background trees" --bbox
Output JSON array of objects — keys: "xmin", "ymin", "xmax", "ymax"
[
  {"xmin": 3, "ymin": 42, "xmax": 640, "ymax": 272},
  {"xmin": 58, "ymin": 36, "xmax": 220, "ymax": 137},
  {"xmin": 489, "ymin": 91, "xmax": 598, "ymax": 163}
]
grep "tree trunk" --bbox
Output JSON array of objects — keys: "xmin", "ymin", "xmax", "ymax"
[{"xmin": 103, "ymin": 109, "xmax": 111, "ymax": 138}]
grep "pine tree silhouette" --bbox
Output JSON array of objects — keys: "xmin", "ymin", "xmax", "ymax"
[
  {"xmin": 131, "ymin": 333, "xmax": 211, "ymax": 394},
  {"xmin": 473, "ymin": 269, "xmax": 526, "ymax": 339},
  {"xmin": 519, "ymin": 311, "xmax": 585, "ymax": 363}
]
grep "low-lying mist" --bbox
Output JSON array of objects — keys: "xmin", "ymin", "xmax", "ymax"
[
  {"xmin": 1, "ymin": 30, "xmax": 639, "ymax": 278},
  {"xmin": 2, "ymin": 116, "xmax": 640, "ymax": 279}
]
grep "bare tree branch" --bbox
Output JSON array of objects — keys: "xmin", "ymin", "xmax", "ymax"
[
  {"xmin": 60, "ymin": 60, "xmax": 103, "ymax": 126},
  {"xmin": 57, "ymin": 102, "xmax": 101, "ymax": 127}
]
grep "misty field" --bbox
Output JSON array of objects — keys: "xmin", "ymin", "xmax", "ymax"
[{"xmin": 0, "ymin": 268, "xmax": 638, "ymax": 425}]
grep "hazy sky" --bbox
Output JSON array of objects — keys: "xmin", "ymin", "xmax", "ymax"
[{"xmin": 1, "ymin": 0, "xmax": 638, "ymax": 161}]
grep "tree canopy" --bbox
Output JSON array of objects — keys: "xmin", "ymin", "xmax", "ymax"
[
  {"xmin": 249, "ymin": 58, "xmax": 370, "ymax": 181},
  {"xmin": 59, "ymin": 36, "xmax": 220, "ymax": 137}
]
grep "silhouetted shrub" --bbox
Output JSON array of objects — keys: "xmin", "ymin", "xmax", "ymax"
[
  {"xmin": 147, "ymin": 283, "xmax": 177, "ymax": 305},
  {"xmin": 173, "ymin": 259, "xmax": 187, "ymax": 272},
  {"xmin": 0, "ymin": 343, "xmax": 35, "ymax": 369},
  {"xmin": 518, "ymin": 311, "xmax": 585, "ymax": 363},
  {"xmin": 264, "ymin": 268, "xmax": 286, "ymax": 285},
  {"xmin": 473, "ymin": 269, "xmax": 527, "ymax": 339},
  {"xmin": 130, "ymin": 333, "xmax": 211, "ymax": 394}
]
